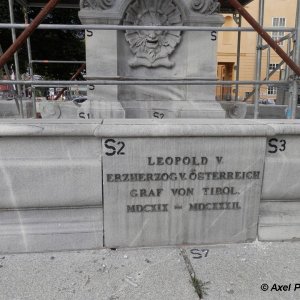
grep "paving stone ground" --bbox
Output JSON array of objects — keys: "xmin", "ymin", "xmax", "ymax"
[{"xmin": 0, "ymin": 241, "xmax": 299, "ymax": 300}]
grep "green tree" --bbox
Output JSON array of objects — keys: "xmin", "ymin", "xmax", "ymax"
[
  {"xmin": 0, "ymin": 1, "xmax": 25, "ymax": 73},
  {"xmin": 0, "ymin": 1, "xmax": 85, "ymax": 79}
]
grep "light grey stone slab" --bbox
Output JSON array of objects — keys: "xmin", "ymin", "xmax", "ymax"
[
  {"xmin": 0, "ymin": 119, "xmax": 275, "ymax": 136},
  {"xmin": 0, "ymin": 136, "xmax": 102, "ymax": 208},
  {"xmin": 85, "ymin": 30, "xmax": 119, "ymax": 100},
  {"xmin": 259, "ymin": 201, "xmax": 300, "ymax": 241},
  {"xmin": 186, "ymin": 241, "xmax": 300, "ymax": 300},
  {"xmin": 266, "ymin": 121, "xmax": 300, "ymax": 134},
  {"xmin": 262, "ymin": 135, "xmax": 300, "ymax": 200},
  {"xmin": 103, "ymin": 136, "xmax": 265, "ymax": 247},
  {"xmin": 0, "ymin": 207, "xmax": 103, "ymax": 253},
  {"xmin": 102, "ymin": 119, "xmax": 271, "ymax": 126},
  {"xmin": 0, "ymin": 100, "xmax": 33, "ymax": 118},
  {"xmin": 245, "ymin": 104, "xmax": 300, "ymax": 119},
  {"xmin": 0, "ymin": 136, "xmax": 100, "ymax": 159},
  {"xmin": 38, "ymin": 101, "xmax": 79, "ymax": 119},
  {"xmin": 99, "ymin": 119, "xmax": 273, "ymax": 137},
  {"xmin": 83, "ymin": 26, "xmax": 126, "ymax": 118},
  {"xmin": 121, "ymin": 100, "xmax": 225, "ymax": 119},
  {"xmin": 0, "ymin": 248, "xmax": 198, "ymax": 300},
  {"xmin": 89, "ymin": 100, "xmax": 125, "ymax": 119}
]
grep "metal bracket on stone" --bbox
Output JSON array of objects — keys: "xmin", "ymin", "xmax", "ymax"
[
  {"xmin": 39, "ymin": 101, "xmax": 62, "ymax": 119},
  {"xmin": 233, "ymin": 12, "xmax": 241, "ymax": 25},
  {"xmin": 220, "ymin": 101, "xmax": 247, "ymax": 119}
]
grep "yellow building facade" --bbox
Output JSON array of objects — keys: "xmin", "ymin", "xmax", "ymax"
[{"xmin": 217, "ymin": 0, "xmax": 297, "ymax": 102}]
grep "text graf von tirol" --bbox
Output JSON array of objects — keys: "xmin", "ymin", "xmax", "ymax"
[{"xmin": 103, "ymin": 137, "xmax": 265, "ymax": 247}]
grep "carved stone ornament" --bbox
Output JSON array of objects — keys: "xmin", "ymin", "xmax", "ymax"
[
  {"xmin": 191, "ymin": 0, "xmax": 220, "ymax": 15},
  {"xmin": 124, "ymin": 0, "xmax": 183, "ymax": 68},
  {"xmin": 80, "ymin": 0, "xmax": 116, "ymax": 10}
]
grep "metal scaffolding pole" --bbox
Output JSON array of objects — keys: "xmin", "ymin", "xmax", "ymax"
[
  {"xmin": 234, "ymin": 13, "xmax": 242, "ymax": 102},
  {"xmin": 266, "ymin": 47, "xmax": 271, "ymax": 81},
  {"xmin": 8, "ymin": 0, "xmax": 24, "ymax": 117},
  {"xmin": 31, "ymin": 60, "xmax": 86, "ymax": 64},
  {"xmin": 24, "ymin": 7, "xmax": 33, "ymax": 78},
  {"xmin": 289, "ymin": 0, "xmax": 300, "ymax": 119},
  {"xmin": 254, "ymin": 0, "xmax": 264, "ymax": 119},
  {"xmin": 0, "ymin": 0, "xmax": 61, "ymax": 69},
  {"xmin": 285, "ymin": 36, "xmax": 292, "ymax": 80},
  {"xmin": 0, "ymin": 23, "xmax": 294, "ymax": 32},
  {"xmin": 243, "ymin": 52, "xmax": 293, "ymax": 102},
  {"xmin": 23, "ymin": 6, "xmax": 35, "ymax": 117},
  {"xmin": 54, "ymin": 64, "xmax": 86, "ymax": 100},
  {"xmin": 227, "ymin": 0, "xmax": 300, "ymax": 75},
  {"xmin": 0, "ymin": 44, "xmax": 10, "ymax": 78},
  {"xmin": 0, "ymin": 79, "xmax": 288, "ymax": 86}
]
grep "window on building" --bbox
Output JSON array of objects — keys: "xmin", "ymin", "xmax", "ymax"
[
  {"xmin": 269, "ymin": 63, "xmax": 280, "ymax": 71},
  {"xmin": 267, "ymin": 86, "xmax": 277, "ymax": 95},
  {"xmin": 272, "ymin": 17, "xmax": 286, "ymax": 45}
]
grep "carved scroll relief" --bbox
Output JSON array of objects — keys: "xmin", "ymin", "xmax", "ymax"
[
  {"xmin": 124, "ymin": 0, "xmax": 183, "ymax": 68},
  {"xmin": 80, "ymin": 0, "xmax": 116, "ymax": 10},
  {"xmin": 191, "ymin": 0, "xmax": 220, "ymax": 15}
]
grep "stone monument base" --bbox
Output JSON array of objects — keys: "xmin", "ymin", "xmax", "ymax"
[
  {"xmin": 0, "ymin": 120, "xmax": 299, "ymax": 253},
  {"xmin": 120, "ymin": 100, "xmax": 225, "ymax": 119}
]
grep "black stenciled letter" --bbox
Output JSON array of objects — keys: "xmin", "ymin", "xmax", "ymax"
[
  {"xmin": 87, "ymin": 30, "xmax": 93, "ymax": 37},
  {"xmin": 104, "ymin": 139, "xmax": 116, "ymax": 156},
  {"xmin": 211, "ymin": 31, "xmax": 217, "ymax": 41},
  {"xmin": 268, "ymin": 138, "xmax": 278, "ymax": 153}
]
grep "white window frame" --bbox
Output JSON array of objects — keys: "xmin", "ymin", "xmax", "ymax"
[
  {"xmin": 272, "ymin": 17, "xmax": 286, "ymax": 46},
  {"xmin": 269, "ymin": 63, "xmax": 280, "ymax": 71},
  {"xmin": 267, "ymin": 86, "xmax": 277, "ymax": 95}
]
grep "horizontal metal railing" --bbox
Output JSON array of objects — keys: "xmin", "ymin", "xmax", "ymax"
[
  {"xmin": 0, "ymin": 23, "xmax": 293, "ymax": 32},
  {"xmin": 0, "ymin": 21, "xmax": 298, "ymax": 119},
  {"xmin": 31, "ymin": 60, "xmax": 86, "ymax": 64},
  {"xmin": 0, "ymin": 80, "xmax": 290, "ymax": 86}
]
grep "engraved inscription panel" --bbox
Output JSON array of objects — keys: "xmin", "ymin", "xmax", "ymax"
[{"xmin": 103, "ymin": 137, "xmax": 265, "ymax": 247}]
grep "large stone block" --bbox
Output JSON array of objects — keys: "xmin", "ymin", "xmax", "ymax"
[
  {"xmin": 263, "ymin": 135, "xmax": 300, "ymax": 200},
  {"xmin": 0, "ymin": 207, "xmax": 103, "ymax": 253},
  {"xmin": 103, "ymin": 135, "xmax": 265, "ymax": 247},
  {"xmin": 259, "ymin": 122, "xmax": 300, "ymax": 242},
  {"xmin": 259, "ymin": 201, "xmax": 300, "ymax": 241},
  {"xmin": 0, "ymin": 136, "xmax": 102, "ymax": 208}
]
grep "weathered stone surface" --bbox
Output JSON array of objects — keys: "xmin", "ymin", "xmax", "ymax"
[
  {"xmin": 79, "ymin": 0, "xmax": 225, "ymax": 119},
  {"xmin": 259, "ymin": 201, "xmax": 300, "ymax": 241},
  {"xmin": 38, "ymin": 101, "xmax": 83, "ymax": 119},
  {"xmin": 187, "ymin": 242, "xmax": 300, "ymax": 300},
  {"xmin": 0, "ymin": 207, "xmax": 103, "ymax": 253},
  {"xmin": 0, "ymin": 135, "xmax": 102, "ymax": 208},
  {"xmin": 0, "ymin": 100, "xmax": 33, "ymax": 118},
  {"xmin": 121, "ymin": 100, "xmax": 226, "ymax": 119},
  {"xmin": 0, "ymin": 247, "xmax": 199, "ymax": 300},
  {"xmin": 263, "ymin": 135, "xmax": 300, "ymax": 200},
  {"xmin": 0, "ymin": 120, "xmax": 299, "ymax": 251},
  {"xmin": 103, "ymin": 135, "xmax": 265, "ymax": 247}
]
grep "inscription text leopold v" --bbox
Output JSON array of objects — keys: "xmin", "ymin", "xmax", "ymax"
[
  {"xmin": 103, "ymin": 137, "xmax": 265, "ymax": 246},
  {"xmin": 106, "ymin": 155, "xmax": 261, "ymax": 214}
]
